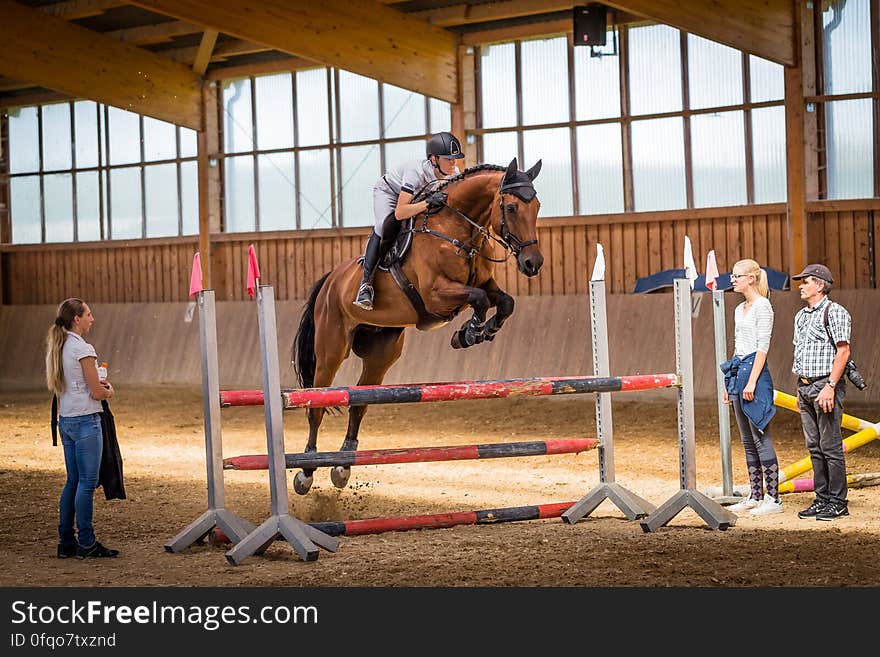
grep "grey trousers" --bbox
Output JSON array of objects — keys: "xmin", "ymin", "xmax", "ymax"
[
  {"xmin": 730, "ymin": 395, "xmax": 777, "ymax": 463},
  {"xmin": 797, "ymin": 378, "xmax": 848, "ymax": 504}
]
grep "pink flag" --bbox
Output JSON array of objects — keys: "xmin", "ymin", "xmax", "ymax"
[
  {"xmin": 188, "ymin": 252, "xmax": 203, "ymax": 297},
  {"xmin": 705, "ymin": 249, "xmax": 720, "ymax": 291},
  {"xmin": 246, "ymin": 244, "xmax": 261, "ymax": 298}
]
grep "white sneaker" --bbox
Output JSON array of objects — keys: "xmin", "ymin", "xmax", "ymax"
[
  {"xmin": 750, "ymin": 495, "xmax": 783, "ymax": 515},
  {"xmin": 728, "ymin": 497, "xmax": 761, "ymax": 512}
]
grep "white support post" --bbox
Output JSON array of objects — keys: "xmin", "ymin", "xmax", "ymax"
[
  {"xmin": 164, "ymin": 289, "xmax": 255, "ymax": 553},
  {"xmin": 224, "ymin": 285, "xmax": 339, "ymax": 565},
  {"xmin": 639, "ymin": 279, "xmax": 738, "ymax": 532},
  {"xmin": 562, "ymin": 277, "xmax": 655, "ymax": 524}
]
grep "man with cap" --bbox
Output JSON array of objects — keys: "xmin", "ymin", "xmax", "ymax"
[
  {"xmin": 791, "ymin": 263, "xmax": 852, "ymax": 520},
  {"xmin": 353, "ymin": 131, "xmax": 465, "ymax": 311}
]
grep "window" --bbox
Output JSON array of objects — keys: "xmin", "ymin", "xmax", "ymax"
[
  {"xmin": 817, "ymin": 0, "xmax": 876, "ymax": 199},
  {"xmin": 631, "ymin": 117, "xmax": 686, "ymax": 211},
  {"xmin": 691, "ymin": 111, "xmax": 747, "ymax": 207},
  {"xmin": 220, "ymin": 68, "xmax": 452, "ymax": 231},
  {"xmin": 477, "ymin": 25, "xmax": 789, "ymax": 215},
  {"xmin": 825, "ymin": 99, "xmax": 873, "ymax": 199},
  {"xmin": 5, "ymin": 101, "xmax": 198, "ymax": 244},
  {"xmin": 628, "ymin": 24, "xmax": 682, "ymax": 116}
]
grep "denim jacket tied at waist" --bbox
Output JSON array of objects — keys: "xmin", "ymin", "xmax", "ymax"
[{"xmin": 720, "ymin": 352, "xmax": 776, "ymax": 432}]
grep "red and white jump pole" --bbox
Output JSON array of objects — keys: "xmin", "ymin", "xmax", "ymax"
[
  {"xmin": 224, "ymin": 437, "xmax": 599, "ymax": 471},
  {"xmin": 220, "ymin": 373, "xmax": 679, "ymax": 409},
  {"xmin": 212, "ymin": 502, "xmax": 578, "ymax": 543}
]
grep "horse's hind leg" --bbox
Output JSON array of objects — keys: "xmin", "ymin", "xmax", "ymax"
[
  {"xmin": 330, "ymin": 327, "xmax": 406, "ymax": 489},
  {"xmin": 293, "ymin": 330, "xmax": 349, "ymax": 496},
  {"xmin": 292, "ymin": 407, "xmax": 327, "ymax": 495}
]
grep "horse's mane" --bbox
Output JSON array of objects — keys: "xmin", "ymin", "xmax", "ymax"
[{"xmin": 413, "ymin": 164, "xmax": 506, "ymax": 201}]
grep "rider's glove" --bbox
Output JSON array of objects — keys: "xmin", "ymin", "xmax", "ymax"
[{"xmin": 425, "ymin": 191, "xmax": 447, "ymax": 214}]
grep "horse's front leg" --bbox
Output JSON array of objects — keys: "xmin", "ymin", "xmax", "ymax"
[
  {"xmin": 481, "ymin": 278, "xmax": 514, "ymax": 342},
  {"xmin": 431, "ymin": 283, "xmax": 490, "ymax": 350}
]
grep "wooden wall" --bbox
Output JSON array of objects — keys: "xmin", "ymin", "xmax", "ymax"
[
  {"xmin": 806, "ymin": 200, "xmax": 880, "ymax": 290},
  {"xmin": 1, "ymin": 201, "xmax": 877, "ymax": 304},
  {"xmin": 4, "ymin": 291, "xmax": 879, "ymax": 405}
]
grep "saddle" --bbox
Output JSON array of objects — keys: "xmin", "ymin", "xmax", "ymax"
[
  {"xmin": 378, "ymin": 217, "xmax": 414, "ymax": 272},
  {"xmin": 358, "ymin": 210, "xmax": 456, "ymax": 331}
]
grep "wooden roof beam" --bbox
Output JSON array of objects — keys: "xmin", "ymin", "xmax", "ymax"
[
  {"xmin": 205, "ymin": 56, "xmax": 320, "ymax": 81},
  {"xmin": 0, "ymin": 77, "xmax": 27, "ymax": 92},
  {"xmin": 411, "ymin": 1, "xmax": 641, "ymax": 28},
  {"xmin": 192, "ymin": 30, "xmax": 219, "ymax": 76},
  {"xmin": 602, "ymin": 0, "xmax": 795, "ymax": 66},
  {"xmin": 0, "ymin": 0, "xmax": 201, "ymax": 129},
  {"xmin": 0, "ymin": 89, "xmax": 71, "ymax": 109},
  {"xmin": 126, "ymin": 0, "xmax": 459, "ymax": 102},
  {"xmin": 0, "ymin": 20, "xmax": 205, "ymax": 94},
  {"xmin": 461, "ymin": 18, "xmax": 571, "ymax": 46},
  {"xmin": 108, "ymin": 20, "xmax": 203, "ymax": 46},
  {"xmin": 411, "ymin": 1, "xmax": 584, "ymax": 27},
  {"xmin": 38, "ymin": 0, "xmax": 127, "ymax": 20},
  {"xmin": 161, "ymin": 39, "xmax": 274, "ymax": 66}
]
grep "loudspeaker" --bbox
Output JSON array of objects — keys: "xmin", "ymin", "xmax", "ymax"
[{"xmin": 573, "ymin": 4, "xmax": 607, "ymax": 47}]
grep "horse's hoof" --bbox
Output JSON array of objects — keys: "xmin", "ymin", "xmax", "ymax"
[
  {"xmin": 330, "ymin": 466, "xmax": 351, "ymax": 489},
  {"xmin": 293, "ymin": 471, "xmax": 313, "ymax": 495}
]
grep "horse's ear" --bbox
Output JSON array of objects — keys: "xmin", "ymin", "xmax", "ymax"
[
  {"xmin": 505, "ymin": 158, "xmax": 518, "ymax": 179},
  {"xmin": 526, "ymin": 159, "xmax": 542, "ymax": 181}
]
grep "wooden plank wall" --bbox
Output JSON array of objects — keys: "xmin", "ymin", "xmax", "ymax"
[
  {"xmin": 2, "ymin": 202, "xmax": 876, "ymax": 304},
  {"xmin": 807, "ymin": 205, "xmax": 879, "ymax": 290},
  {"xmin": 5, "ymin": 291, "xmax": 879, "ymax": 404}
]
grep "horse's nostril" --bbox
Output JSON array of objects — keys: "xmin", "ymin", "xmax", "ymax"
[{"xmin": 524, "ymin": 258, "xmax": 541, "ymax": 275}]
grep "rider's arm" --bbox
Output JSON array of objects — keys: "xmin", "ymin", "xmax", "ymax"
[{"xmin": 394, "ymin": 191, "xmax": 429, "ymax": 220}]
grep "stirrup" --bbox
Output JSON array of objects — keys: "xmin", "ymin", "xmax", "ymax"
[{"xmin": 353, "ymin": 284, "xmax": 374, "ymax": 310}]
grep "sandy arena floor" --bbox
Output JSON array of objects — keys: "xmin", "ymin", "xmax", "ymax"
[{"xmin": 1, "ymin": 385, "xmax": 879, "ymax": 587}]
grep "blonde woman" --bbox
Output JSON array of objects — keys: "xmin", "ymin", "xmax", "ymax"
[
  {"xmin": 721, "ymin": 260, "xmax": 781, "ymax": 515},
  {"xmin": 46, "ymin": 298, "xmax": 118, "ymax": 558}
]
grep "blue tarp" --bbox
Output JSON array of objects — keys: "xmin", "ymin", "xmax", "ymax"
[{"xmin": 632, "ymin": 268, "xmax": 790, "ymax": 294}]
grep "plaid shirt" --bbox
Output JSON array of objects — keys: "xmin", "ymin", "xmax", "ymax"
[{"xmin": 792, "ymin": 296, "xmax": 852, "ymax": 377}]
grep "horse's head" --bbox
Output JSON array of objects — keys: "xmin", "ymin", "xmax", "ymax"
[{"xmin": 492, "ymin": 158, "xmax": 544, "ymax": 277}]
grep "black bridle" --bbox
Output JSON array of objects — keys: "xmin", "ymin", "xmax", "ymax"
[
  {"xmin": 414, "ymin": 179, "xmax": 538, "ymax": 262},
  {"xmin": 497, "ymin": 180, "xmax": 539, "ymax": 254}
]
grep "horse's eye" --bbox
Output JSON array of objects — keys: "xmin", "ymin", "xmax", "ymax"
[{"xmin": 506, "ymin": 203, "xmax": 517, "ymax": 214}]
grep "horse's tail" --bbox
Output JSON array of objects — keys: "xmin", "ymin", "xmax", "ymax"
[{"xmin": 293, "ymin": 271, "xmax": 331, "ymax": 389}]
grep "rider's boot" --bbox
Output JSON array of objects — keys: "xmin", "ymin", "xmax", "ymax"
[{"xmin": 354, "ymin": 231, "xmax": 382, "ymax": 310}]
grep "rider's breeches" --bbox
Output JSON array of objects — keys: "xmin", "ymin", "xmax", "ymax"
[{"xmin": 372, "ymin": 186, "xmax": 398, "ymax": 237}]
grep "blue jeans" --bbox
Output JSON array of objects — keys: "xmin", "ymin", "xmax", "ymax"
[{"xmin": 58, "ymin": 413, "xmax": 103, "ymax": 548}]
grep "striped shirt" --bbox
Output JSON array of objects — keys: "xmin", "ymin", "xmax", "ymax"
[
  {"xmin": 792, "ymin": 296, "xmax": 852, "ymax": 377},
  {"xmin": 734, "ymin": 296, "xmax": 774, "ymax": 356}
]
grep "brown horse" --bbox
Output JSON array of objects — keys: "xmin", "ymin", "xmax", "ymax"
[{"xmin": 291, "ymin": 158, "xmax": 543, "ymax": 494}]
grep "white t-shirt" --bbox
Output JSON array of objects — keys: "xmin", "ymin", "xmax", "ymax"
[
  {"xmin": 59, "ymin": 332, "xmax": 102, "ymax": 417},
  {"xmin": 733, "ymin": 296, "xmax": 774, "ymax": 357}
]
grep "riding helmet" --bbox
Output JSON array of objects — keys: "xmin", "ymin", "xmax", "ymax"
[{"xmin": 426, "ymin": 132, "xmax": 465, "ymax": 160}]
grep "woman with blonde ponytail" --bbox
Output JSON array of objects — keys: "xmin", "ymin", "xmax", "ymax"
[
  {"xmin": 46, "ymin": 298, "xmax": 118, "ymax": 559},
  {"xmin": 722, "ymin": 259, "xmax": 781, "ymax": 516}
]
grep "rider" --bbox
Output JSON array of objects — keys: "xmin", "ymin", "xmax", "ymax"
[{"xmin": 353, "ymin": 131, "xmax": 465, "ymax": 310}]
